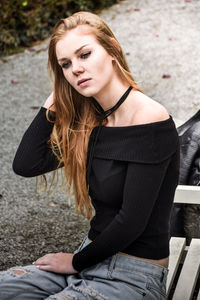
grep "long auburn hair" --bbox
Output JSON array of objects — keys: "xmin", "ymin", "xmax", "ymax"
[{"xmin": 43, "ymin": 11, "xmax": 143, "ymax": 220}]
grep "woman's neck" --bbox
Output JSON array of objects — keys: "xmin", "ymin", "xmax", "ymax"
[{"xmin": 93, "ymin": 80, "xmax": 136, "ymax": 126}]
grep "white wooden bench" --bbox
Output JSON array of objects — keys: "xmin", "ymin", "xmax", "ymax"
[{"xmin": 167, "ymin": 185, "xmax": 200, "ymax": 300}]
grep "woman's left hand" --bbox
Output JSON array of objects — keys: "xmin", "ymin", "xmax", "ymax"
[{"xmin": 33, "ymin": 252, "xmax": 78, "ymax": 274}]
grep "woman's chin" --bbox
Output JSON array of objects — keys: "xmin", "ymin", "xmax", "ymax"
[{"xmin": 78, "ymin": 87, "xmax": 98, "ymax": 98}]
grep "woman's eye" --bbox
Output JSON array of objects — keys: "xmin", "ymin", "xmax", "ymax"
[
  {"xmin": 62, "ymin": 62, "xmax": 70, "ymax": 69},
  {"xmin": 81, "ymin": 52, "xmax": 91, "ymax": 59},
  {"xmin": 61, "ymin": 52, "xmax": 91, "ymax": 69}
]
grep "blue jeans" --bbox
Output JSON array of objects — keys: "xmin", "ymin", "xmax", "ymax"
[{"xmin": 0, "ymin": 235, "xmax": 168, "ymax": 299}]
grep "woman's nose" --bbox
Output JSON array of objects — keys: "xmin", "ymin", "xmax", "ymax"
[{"xmin": 72, "ymin": 62, "xmax": 84, "ymax": 74}]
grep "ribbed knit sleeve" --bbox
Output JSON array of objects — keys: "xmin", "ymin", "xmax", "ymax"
[
  {"xmin": 72, "ymin": 154, "xmax": 174, "ymax": 272},
  {"xmin": 12, "ymin": 107, "xmax": 60, "ymax": 177}
]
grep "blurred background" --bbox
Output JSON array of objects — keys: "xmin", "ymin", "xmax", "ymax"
[{"xmin": 0, "ymin": 0, "xmax": 200, "ymax": 272}]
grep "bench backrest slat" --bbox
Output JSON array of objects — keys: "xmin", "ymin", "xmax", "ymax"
[
  {"xmin": 168, "ymin": 185, "xmax": 200, "ymax": 299},
  {"xmin": 197, "ymin": 289, "xmax": 200, "ymax": 300},
  {"xmin": 174, "ymin": 185, "xmax": 200, "ymax": 204},
  {"xmin": 167, "ymin": 237, "xmax": 186, "ymax": 297},
  {"xmin": 172, "ymin": 238, "xmax": 200, "ymax": 300}
]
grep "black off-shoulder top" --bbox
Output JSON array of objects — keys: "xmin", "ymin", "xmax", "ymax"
[{"xmin": 13, "ymin": 101, "xmax": 180, "ymax": 272}]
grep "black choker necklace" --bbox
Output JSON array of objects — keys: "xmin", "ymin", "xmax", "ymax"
[
  {"xmin": 86, "ymin": 85, "xmax": 133, "ymax": 188},
  {"xmin": 93, "ymin": 85, "xmax": 133, "ymax": 121},
  {"xmin": 102, "ymin": 85, "xmax": 133, "ymax": 120}
]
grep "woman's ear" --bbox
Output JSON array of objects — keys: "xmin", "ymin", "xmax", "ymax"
[{"xmin": 110, "ymin": 37, "xmax": 121, "ymax": 53}]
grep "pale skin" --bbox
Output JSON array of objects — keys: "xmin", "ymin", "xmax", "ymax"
[{"xmin": 37, "ymin": 25, "xmax": 170, "ymax": 273}]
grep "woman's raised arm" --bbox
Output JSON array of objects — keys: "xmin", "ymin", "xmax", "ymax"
[{"xmin": 12, "ymin": 93, "xmax": 61, "ymax": 177}]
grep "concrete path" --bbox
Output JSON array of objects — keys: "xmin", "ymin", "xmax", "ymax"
[{"xmin": 0, "ymin": 0, "xmax": 200, "ymax": 270}]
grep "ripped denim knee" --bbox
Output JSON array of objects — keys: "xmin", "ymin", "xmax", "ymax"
[
  {"xmin": 0, "ymin": 265, "xmax": 35, "ymax": 283},
  {"xmin": 47, "ymin": 282, "xmax": 109, "ymax": 300}
]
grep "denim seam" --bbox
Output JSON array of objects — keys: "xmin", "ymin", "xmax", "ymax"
[{"xmin": 107, "ymin": 254, "xmax": 117, "ymax": 279}]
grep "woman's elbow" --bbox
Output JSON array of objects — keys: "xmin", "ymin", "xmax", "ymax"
[{"xmin": 12, "ymin": 159, "xmax": 35, "ymax": 177}]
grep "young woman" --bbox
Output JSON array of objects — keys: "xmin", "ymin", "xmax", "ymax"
[{"xmin": 0, "ymin": 11, "xmax": 180, "ymax": 300}]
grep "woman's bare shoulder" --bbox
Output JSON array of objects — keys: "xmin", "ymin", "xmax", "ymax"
[{"xmin": 130, "ymin": 91, "xmax": 170, "ymax": 126}]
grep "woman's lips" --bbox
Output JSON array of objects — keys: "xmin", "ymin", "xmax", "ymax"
[{"xmin": 79, "ymin": 79, "xmax": 91, "ymax": 87}]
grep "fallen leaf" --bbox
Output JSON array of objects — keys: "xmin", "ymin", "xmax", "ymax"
[
  {"xmin": 162, "ymin": 74, "xmax": 171, "ymax": 79},
  {"xmin": 168, "ymin": 37, "xmax": 177, "ymax": 41},
  {"xmin": 125, "ymin": 52, "xmax": 130, "ymax": 56},
  {"xmin": 154, "ymin": 33, "xmax": 159, "ymax": 37},
  {"xmin": 126, "ymin": 8, "xmax": 140, "ymax": 12},
  {"xmin": 49, "ymin": 202, "xmax": 57, "ymax": 207},
  {"xmin": 11, "ymin": 80, "xmax": 19, "ymax": 84},
  {"xmin": 1, "ymin": 59, "xmax": 7, "ymax": 63},
  {"xmin": 185, "ymin": 0, "xmax": 191, "ymax": 2},
  {"xmin": 30, "ymin": 106, "xmax": 40, "ymax": 109}
]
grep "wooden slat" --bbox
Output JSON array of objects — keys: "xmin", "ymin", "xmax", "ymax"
[
  {"xmin": 173, "ymin": 118, "xmax": 184, "ymax": 128},
  {"xmin": 197, "ymin": 289, "xmax": 200, "ymax": 300},
  {"xmin": 167, "ymin": 237, "xmax": 186, "ymax": 297},
  {"xmin": 172, "ymin": 239, "xmax": 200, "ymax": 300},
  {"xmin": 174, "ymin": 185, "xmax": 200, "ymax": 204}
]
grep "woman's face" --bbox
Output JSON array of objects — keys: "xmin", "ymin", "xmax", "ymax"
[{"xmin": 56, "ymin": 26, "xmax": 116, "ymax": 98}]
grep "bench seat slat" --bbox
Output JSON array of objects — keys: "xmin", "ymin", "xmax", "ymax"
[
  {"xmin": 167, "ymin": 237, "xmax": 186, "ymax": 297},
  {"xmin": 172, "ymin": 239, "xmax": 200, "ymax": 300}
]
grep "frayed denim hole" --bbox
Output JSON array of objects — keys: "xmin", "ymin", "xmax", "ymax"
[
  {"xmin": 71, "ymin": 283, "xmax": 109, "ymax": 300},
  {"xmin": 7, "ymin": 267, "xmax": 34, "ymax": 279},
  {"xmin": 47, "ymin": 291, "xmax": 77, "ymax": 300}
]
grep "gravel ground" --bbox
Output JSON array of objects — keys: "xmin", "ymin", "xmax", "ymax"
[{"xmin": 0, "ymin": 0, "xmax": 200, "ymax": 271}]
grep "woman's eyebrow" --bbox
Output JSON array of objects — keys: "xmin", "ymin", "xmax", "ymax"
[{"xmin": 58, "ymin": 44, "xmax": 90, "ymax": 62}]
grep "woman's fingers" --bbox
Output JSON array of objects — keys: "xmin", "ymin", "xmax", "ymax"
[
  {"xmin": 33, "ymin": 253, "xmax": 54, "ymax": 266},
  {"xmin": 36, "ymin": 265, "xmax": 53, "ymax": 271}
]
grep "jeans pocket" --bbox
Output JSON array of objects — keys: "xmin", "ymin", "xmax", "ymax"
[
  {"xmin": 146, "ymin": 278, "xmax": 167, "ymax": 299},
  {"xmin": 110, "ymin": 268, "xmax": 147, "ymax": 299},
  {"xmin": 122, "ymin": 281, "xmax": 146, "ymax": 297}
]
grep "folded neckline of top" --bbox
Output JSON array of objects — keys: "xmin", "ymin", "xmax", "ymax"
[{"xmin": 100, "ymin": 115, "xmax": 173, "ymax": 129}]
